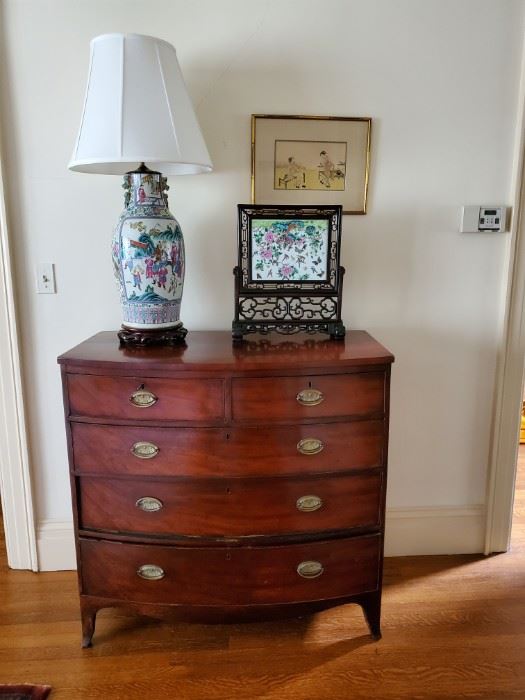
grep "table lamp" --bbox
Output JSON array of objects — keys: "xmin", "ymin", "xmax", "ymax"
[{"xmin": 69, "ymin": 33, "xmax": 213, "ymax": 345}]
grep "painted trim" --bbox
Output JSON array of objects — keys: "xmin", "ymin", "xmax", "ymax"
[
  {"xmin": 484, "ymin": 38, "xmax": 525, "ymax": 554},
  {"xmin": 0, "ymin": 120, "xmax": 38, "ymax": 571},
  {"xmin": 37, "ymin": 506, "xmax": 486, "ymax": 572},
  {"xmin": 36, "ymin": 520, "xmax": 75, "ymax": 572},
  {"xmin": 385, "ymin": 505, "xmax": 485, "ymax": 557}
]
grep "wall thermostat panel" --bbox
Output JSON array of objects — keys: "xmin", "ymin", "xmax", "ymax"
[{"xmin": 461, "ymin": 206, "xmax": 508, "ymax": 233}]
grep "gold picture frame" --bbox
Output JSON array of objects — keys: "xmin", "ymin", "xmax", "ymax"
[{"xmin": 251, "ymin": 114, "xmax": 371, "ymax": 215}]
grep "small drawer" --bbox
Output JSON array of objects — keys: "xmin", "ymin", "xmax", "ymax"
[
  {"xmin": 71, "ymin": 420, "xmax": 385, "ymax": 477},
  {"xmin": 67, "ymin": 374, "xmax": 224, "ymax": 422},
  {"xmin": 79, "ymin": 533, "xmax": 381, "ymax": 606},
  {"xmin": 232, "ymin": 372, "xmax": 385, "ymax": 422},
  {"xmin": 78, "ymin": 472, "xmax": 383, "ymax": 537}
]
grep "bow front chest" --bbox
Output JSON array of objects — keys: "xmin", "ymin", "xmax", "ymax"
[{"xmin": 58, "ymin": 330, "xmax": 394, "ymax": 647}]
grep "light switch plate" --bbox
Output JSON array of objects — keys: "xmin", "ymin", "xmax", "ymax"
[{"xmin": 36, "ymin": 263, "xmax": 56, "ymax": 294}]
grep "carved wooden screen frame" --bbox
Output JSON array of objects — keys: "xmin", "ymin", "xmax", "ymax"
[{"xmin": 233, "ymin": 204, "xmax": 345, "ymax": 340}]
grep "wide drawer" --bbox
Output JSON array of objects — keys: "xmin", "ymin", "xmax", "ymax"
[
  {"xmin": 80, "ymin": 533, "xmax": 381, "ymax": 605},
  {"xmin": 232, "ymin": 372, "xmax": 385, "ymax": 422},
  {"xmin": 71, "ymin": 420, "xmax": 385, "ymax": 477},
  {"xmin": 66, "ymin": 374, "xmax": 224, "ymax": 422},
  {"xmin": 78, "ymin": 471, "xmax": 383, "ymax": 537}
]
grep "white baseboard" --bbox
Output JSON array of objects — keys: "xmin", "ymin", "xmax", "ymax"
[
  {"xmin": 385, "ymin": 505, "xmax": 486, "ymax": 556},
  {"xmin": 35, "ymin": 505, "xmax": 486, "ymax": 571},
  {"xmin": 36, "ymin": 519, "xmax": 76, "ymax": 571}
]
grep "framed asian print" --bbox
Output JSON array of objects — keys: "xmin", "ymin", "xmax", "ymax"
[
  {"xmin": 251, "ymin": 114, "xmax": 371, "ymax": 215},
  {"xmin": 232, "ymin": 204, "xmax": 345, "ymax": 340}
]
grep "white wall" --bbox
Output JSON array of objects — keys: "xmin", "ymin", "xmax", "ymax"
[{"xmin": 1, "ymin": 0, "xmax": 524, "ymax": 566}]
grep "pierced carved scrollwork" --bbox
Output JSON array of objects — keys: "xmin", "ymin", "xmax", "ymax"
[{"xmin": 238, "ymin": 296, "xmax": 338, "ymax": 322}]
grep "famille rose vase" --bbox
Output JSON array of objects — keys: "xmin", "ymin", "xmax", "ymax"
[{"xmin": 112, "ymin": 169, "xmax": 185, "ymax": 330}]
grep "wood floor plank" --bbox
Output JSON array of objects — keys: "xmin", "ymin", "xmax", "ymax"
[{"xmin": 0, "ymin": 450, "xmax": 524, "ymax": 699}]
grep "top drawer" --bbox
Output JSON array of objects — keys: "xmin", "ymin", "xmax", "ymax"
[
  {"xmin": 66, "ymin": 374, "xmax": 224, "ymax": 422},
  {"xmin": 232, "ymin": 372, "xmax": 385, "ymax": 422}
]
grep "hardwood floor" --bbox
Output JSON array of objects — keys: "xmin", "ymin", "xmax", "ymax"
[{"xmin": 0, "ymin": 457, "xmax": 524, "ymax": 700}]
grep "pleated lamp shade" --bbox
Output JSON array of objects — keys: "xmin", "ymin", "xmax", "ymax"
[{"xmin": 68, "ymin": 33, "xmax": 212, "ymax": 175}]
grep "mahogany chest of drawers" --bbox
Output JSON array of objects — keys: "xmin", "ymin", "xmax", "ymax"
[{"xmin": 58, "ymin": 330, "xmax": 394, "ymax": 647}]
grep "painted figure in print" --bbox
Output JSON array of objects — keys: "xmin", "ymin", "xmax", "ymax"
[
  {"xmin": 274, "ymin": 140, "xmax": 347, "ymax": 191},
  {"xmin": 251, "ymin": 218, "xmax": 328, "ymax": 281}
]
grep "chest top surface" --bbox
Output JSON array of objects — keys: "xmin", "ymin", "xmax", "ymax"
[{"xmin": 58, "ymin": 330, "xmax": 394, "ymax": 373}]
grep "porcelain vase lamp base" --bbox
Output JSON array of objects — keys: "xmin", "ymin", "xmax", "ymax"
[{"xmin": 112, "ymin": 165, "xmax": 187, "ymax": 347}]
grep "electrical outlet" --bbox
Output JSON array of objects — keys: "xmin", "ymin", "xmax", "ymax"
[{"xmin": 36, "ymin": 263, "xmax": 56, "ymax": 294}]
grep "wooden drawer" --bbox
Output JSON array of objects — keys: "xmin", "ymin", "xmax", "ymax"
[
  {"xmin": 232, "ymin": 372, "xmax": 385, "ymax": 422},
  {"xmin": 78, "ymin": 471, "xmax": 383, "ymax": 537},
  {"xmin": 80, "ymin": 533, "xmax": 381, "ymax": 605},
  {"xmin": 71, "ymin": 420, "xmax": 385, "ymax": 477},
  {"xmin": 67, "ymin": 374, "xmax": 224, "ymax": 422}
]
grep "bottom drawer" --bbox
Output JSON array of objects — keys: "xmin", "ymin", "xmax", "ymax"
[{"xmin": 80, "ymin": 534, "xmax": 381, "ymax": 606}]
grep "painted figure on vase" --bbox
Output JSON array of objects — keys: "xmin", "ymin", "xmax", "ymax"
[{"xmin": 132, "ymin": 264, "xmax": 144, "ymax": 290}]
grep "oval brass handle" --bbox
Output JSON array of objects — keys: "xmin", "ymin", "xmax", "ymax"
[
  {"xmin": 135, "ymin": 496, "xmax": 163, "ymax": 512},
  {"xmin": 296, "ymin": 388, "xmax": 324, "ymax": 406},
  {"xmin": 137, "ymin": 564, "xmax": 165, "ymax": 581},
  {"xmin": 297, "ymin": 438, "xmax": 324, "ymax": 455},
  {"xmin": 131, "ymin": 441, "xmax": 160, "ymax": 459},
  {"xmin": 296, "ymin": 495, "xmax": 323, "ymax": 512},
  {"xmin": 297, "ymin": 560, "xmax": 324, "ymax": 579},
  {"xmin": 130, "ymin": 386, "xmax": 158, "ymax": 408}
]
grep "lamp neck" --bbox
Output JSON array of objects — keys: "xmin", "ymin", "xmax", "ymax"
[
  {"xmin": 127, "ymin": 162, "xmax": 159, "ymax": 175},
  {"xmin": 122, "ymin": 168, "xmax": 170, "ymax": 213}
]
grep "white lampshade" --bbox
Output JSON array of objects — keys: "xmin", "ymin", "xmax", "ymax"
[{"xmin": 69, "ymin": 33, "xmax": 212, "ymax": 175}]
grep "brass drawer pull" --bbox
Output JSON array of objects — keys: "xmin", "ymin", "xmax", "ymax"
[
  {"xmin": 296, "ymin": 388, "xmax": 324, "ymax": 406},
  {"xmin": 130, "ymin": 385, "xmax": 158, "ymax": 408},
  {"xmin": 137, "ymin": 564, "xmax": 165, "ymax": 581},
  {"xmin": 131, "ymin": 441, "xmax": 160, "ymax": 459},
  {"xmin": 297, "ymin": 438, "xmax": 324, "ymax": 455},
  {"xmin": 297, "ymin": 560, "xmax": 324, "ymax": 579},
  {"xmin": 296, "ymin": 495, "xmax": 323, "ymax": 512},
  {"xmin": 135, "ymin": 496, "xmax": 163, "ymax": 512}
]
